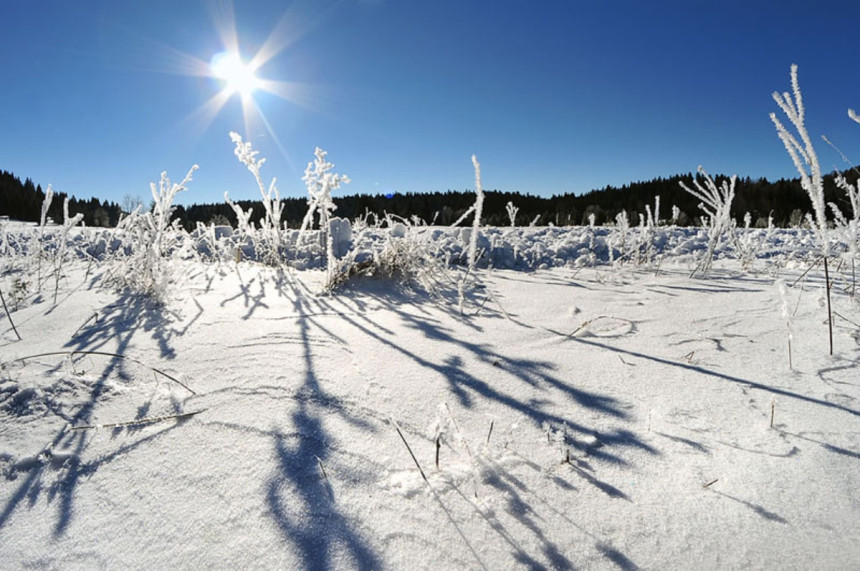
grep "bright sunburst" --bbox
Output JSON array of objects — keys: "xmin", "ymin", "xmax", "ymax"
[{"xmin": 210, "ymin": 51, "xmax": 260, "ymax": 99}]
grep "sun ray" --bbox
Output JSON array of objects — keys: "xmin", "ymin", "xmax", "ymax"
[
  {"xmin": 208, "ymin": 0, "xmax": 240, "ymax": 56},
  {"xmin": 249, "ymin": 98, "xmax": 298, "ymax": 171},
  {"xmin": 248, "ymin": 0, "xmax": 332, "ymax": 71},
  {"xmin": 255, "ymin": 79, "xmax": 323, "ymax": 112},
  {"xmin": 179, "ymin": 88, "xmax": 235, "ymax": 143}
]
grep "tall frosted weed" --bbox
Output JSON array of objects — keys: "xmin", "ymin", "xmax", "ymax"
[
  {"xmin": 458, "ymin": 155, "xmax": 484, "ymax": 314},
  {"xmin": 770, "ymin": 64, "xmax": 828, "ymax": 257},
  {"xmin": 228, "ymin": 132, "xmax": 284, "ymax": 265},
  {"xmin": 51, "ymin": 197, "xmax": 84, "ymax": 303}
]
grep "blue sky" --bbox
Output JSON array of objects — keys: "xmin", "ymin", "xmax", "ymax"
[{"xmin": 3, "ymin": 0, "xmax": 859, "ymax": 206}]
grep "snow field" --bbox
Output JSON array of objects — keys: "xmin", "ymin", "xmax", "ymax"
[{"xmin": 1, "ymin": 223, "xmax": 859, "ymax": 568}]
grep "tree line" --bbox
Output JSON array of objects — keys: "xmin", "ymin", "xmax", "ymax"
[
  {"xmin": 2, "ymin": 166, "xmax": 858, "ymax": 230},
  {"xmin": 0, "ymin": 170, "xmax": 124, "ymax": 227}
]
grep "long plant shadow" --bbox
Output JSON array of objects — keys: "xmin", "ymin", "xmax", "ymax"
[
  {"xmin": 327, "ymin": 279, "xmax": 648, "ymax": 567},
  {"xmin": 264, "ymin": 277, "xmax": 381, "ymax": 569},
  {"xmin": 561, "ymin": 334, "xmax": 860, "ymax": 419},
  {"xmin": 335, "ymin": 282, "xmax": 656, "ymax": 465},
  {"xmin": 1, "ymin": 290, "xmax": 189, "ymax": 538}
]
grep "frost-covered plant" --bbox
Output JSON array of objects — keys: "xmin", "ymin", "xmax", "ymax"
[
  {"xmin": 679, "ymin": 166, "xmax": 736, "ymax": 275},
  {"xmin": 671, "ymin": 205, "xmax": 681, "ymax": 227},
  {"xmin": 224, "ymin": 192, "xmax": 255, "ymax": 262},
  {"xmin": 458, "ymin": 155, "xmax": 485, "ymax": 314},
  {"xmin": 505, "ymin": 201, "xmax": 519, "ymax": 227},
  {"xmin": 228, "ymin": 132, "xmax": 284, "ymax": 265},
  {"xmin": 634, "ymin": 195, "xmax": 660, "ymax": 265},
  {"xmin": 831, "ymin": 173, "xmax": 860, "ymax": 255},
  {"xmin": 33, "ymin": 186, "xmax": 55, "ymax": 292},
  {"xmin": 51, "ymin": 197, "xmax": 84, "ymax": 303},
  {"xmin": 299, "ymin": 146, "xmax": 350, "ymax": 283},
  {"xmin": 108, "ymin": 166, "xmax": 197, "ymax": 300},
  {"xmin": 776, "ymin": 279, "xmax": 796, "ymax": 369},
  {"xmin": 324, "ymin": 213, "xmax": 453, "ymax": 297},
  {"xmin": 466, "ymin": 155, "xmax": 484, "ymax": 277},
  {"xmin": 731, "ymin": 212, "xmax": 767, "ymax": 271},
  {"xmin": 610, "ymin": 210, "xmax": 630, "ymax": 265},
  {"xmin": 826, "ymin": 110, "xmax": 860, "ymax": 256},
  {"xmin": 770, "ymin": 64, "xmax": 828, "ymax": 257}
]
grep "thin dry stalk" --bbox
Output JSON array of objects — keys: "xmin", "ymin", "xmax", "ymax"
[
  {"xmin": 394, "ymin": 422, "xmax": 429, "ymax": 485},
  {"xmin": 0, "ymin": 286, "xmax": 22, "ymax": 341},
  {"xmin": 791, "ymin": 256, "xmax": 822, "ymax": 287},
  {"xmin": 315, "ymin": 455, "xmax": 329, "ymax": 481},
  {"xmin": 825, "ymin": 257, "xmax": 834, "ymax": 355},
  {"xmin": 70, "ymin": 408, "xmax": 206, "ymax": 430}
]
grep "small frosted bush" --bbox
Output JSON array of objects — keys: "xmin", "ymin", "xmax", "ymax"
[
  {"xmin": 106, "ymin": 166, "xmax": 198, "ymax": 301},
  {"xmin": 299, "ymin": 146, "xmax": 351, "ymax": 284},
  {"xmin": 679, "ymin": 166, "xmax": 736, "ymax": 275}
]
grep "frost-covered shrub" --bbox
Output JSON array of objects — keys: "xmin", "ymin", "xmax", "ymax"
[
  {"xmin": 328, "ymin": 217, "xmax": 353, "ymax": 259},
  {"xmin": 832, "ymin": 172, "xmax": 860, "ymax": 255},
  {"xmin": 731, "ymin": 212, "xmax": 773, "ymax": 271},
  {"xmin": 679, "ymin": 166, "xmax": 736, "ymax": 275},
  {"xmin": 323, "ymin": 213, "xmax": 454, "ymax": 297},
  {"xmin": 299, "ymin": 146, "xmax": 350, "ymax": 285}
]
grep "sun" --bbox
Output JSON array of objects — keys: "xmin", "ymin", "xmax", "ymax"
[
  {"xmin": 210, "ymin": 51, "xmax": 260, "ymax": 99},
  {"xmin": 161, "ymin": 0, "xmax": 328, "ymax": 160}
]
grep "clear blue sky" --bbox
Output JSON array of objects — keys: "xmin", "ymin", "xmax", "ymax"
[{"xmin": 3, "ymin": 0, "xmax": 859, "ymax": 206}]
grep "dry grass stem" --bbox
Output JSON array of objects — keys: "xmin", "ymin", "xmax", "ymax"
[
  {"xmin": 70, "ymin": 408, "xmax": 206, "ymax": 431},
  {"xmin": 15, "ymin": 350, "xmax": 195, "ymax": 394}
]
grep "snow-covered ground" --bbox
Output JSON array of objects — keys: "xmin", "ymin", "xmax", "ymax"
[{"xmin": 1, "ymin": 224, "xmax": 859, "ymax": 569}]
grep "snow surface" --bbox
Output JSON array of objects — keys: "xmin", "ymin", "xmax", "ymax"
[{"xmin": 1, "ymin": 225, "xmax": 859, "ymax": 569}]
